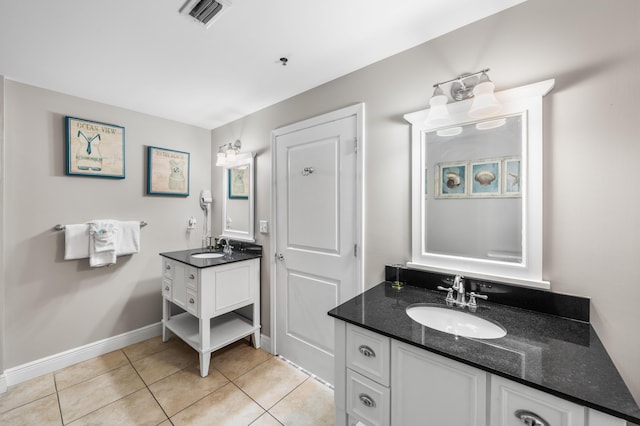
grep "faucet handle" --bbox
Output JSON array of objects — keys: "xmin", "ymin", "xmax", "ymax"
[
  {"xmin": 437, "ymin": 286, "xmax": 455, "ymax": 303},
  {"xmin": 468, "ymin": 292, "xmax": 488, "ymax": 309}
]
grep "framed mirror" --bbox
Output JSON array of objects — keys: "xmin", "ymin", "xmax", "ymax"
[
  {"xmin": 405, "ymin": 80, "xmax": 554, "ymax": 288},
  {"xmin": 221, "ymin": 153, "xmax": 255, "ymax": 242}
]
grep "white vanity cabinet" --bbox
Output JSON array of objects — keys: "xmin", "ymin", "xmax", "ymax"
[
  {"xmin": 161, "ymin": 257, "xmax": 260, "ymax": 377},
  {"xmin": 334, "ymin": 320, "xmax": 626, "ymax": 426}
]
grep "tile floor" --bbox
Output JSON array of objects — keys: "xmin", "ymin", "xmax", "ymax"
[{"xmin": 0, "ymin": 336, "xmax": 335, "ymax": 425}]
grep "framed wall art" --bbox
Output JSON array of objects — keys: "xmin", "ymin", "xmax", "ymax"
[
  {"xmin": 470, "ymin": 160, "xmax": 501, "ymax": 196},
  {"xmin": 66, "ymin": 116, "xmax": 125, "ymax": 178},
  {"xmin": 503, "ymin": 157, "xmax": 521, "ymax": 196},
  {"xmin": 228, "ymin": 166, "xmax": 249, "ymax": 199},
  {"xmin": 147, "ymin": 146, "xmax": 190, "ymax": 196},
  {"xmin": 437, "ymin": 162, "xmax": 467, "ymax": 198}
]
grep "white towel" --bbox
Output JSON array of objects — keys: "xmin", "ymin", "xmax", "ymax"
[
  {"xmin": 116, "ymin": 221, "xmax": 140, "ymax": 255},
  {"xmin": 64, "ymin": 224, "xmax": 90, "ymax": 260},
  {"xmin": 89, "ymin": 221, "xmax": 116, "ymax": 267}
]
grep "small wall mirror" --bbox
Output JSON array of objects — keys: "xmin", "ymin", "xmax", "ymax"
[
  {"xmin": 405, "ymin": 80, "xmax": 554, "ymax": 288},
  {"xmin": 221, "ymin": 153, "xmax": 255, "ymax": 242}
]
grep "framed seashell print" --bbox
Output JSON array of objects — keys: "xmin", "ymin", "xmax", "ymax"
[
  {"xmin": 470, "ymin": 159, "xmax": 501, "ymax": 197},
  {"xmin": 437, "ymin": 161, "xmax": 467, "ymax": 198},
  {"xmin": 503, "ymin": 157, "xmax": 521, "ymax": 196}
]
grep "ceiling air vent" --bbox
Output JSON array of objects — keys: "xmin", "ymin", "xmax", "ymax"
[{"xmin": 180, "ymin": 0, "xmax": 232, "ymax": 28}]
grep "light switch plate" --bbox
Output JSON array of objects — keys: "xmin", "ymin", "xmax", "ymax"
[{"xmin": 259, "ymin": 220, "xmax": 268, "ymax": 233}]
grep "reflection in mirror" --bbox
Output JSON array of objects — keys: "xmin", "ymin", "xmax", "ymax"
[
  {"xmin": 425, "ymin": 115, "xmax": 523, "ymax": 263},
  {"xmin": 405, "ymin": 79, "xmax": 554, "ymax": 288},
  {"xmin": 221, "ymin": 153, "xmax": 255, "ymax": 242}
]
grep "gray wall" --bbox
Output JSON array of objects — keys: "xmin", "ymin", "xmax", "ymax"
[
  {"xmin": 211, "ymin": 0, "xmax": 640, "ymax": 403},
  {"xmin": 3, "ymin": 81, "xmax": 211, "ymax": 368}
]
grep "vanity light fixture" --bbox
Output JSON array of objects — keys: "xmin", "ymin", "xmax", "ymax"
[
  {"xmin": 425, "ymin": 68, "xmax": 502, "ymax": 132},
  {"xmin": 215, "ymin": 139, "xmax": 242, "ymax": 167}
]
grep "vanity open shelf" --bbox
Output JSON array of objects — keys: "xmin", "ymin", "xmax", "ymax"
[{"xmin": 163, "ymin": 311, "xmax": 258, "ymax": 354}]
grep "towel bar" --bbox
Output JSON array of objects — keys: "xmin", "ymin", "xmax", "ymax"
[{"xmin": 54, "ymin": 221, "xmax": 148, "ymax": 231}]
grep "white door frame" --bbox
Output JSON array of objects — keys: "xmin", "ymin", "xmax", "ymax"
[{"xmin": 270, "ymin": 103, "xmax": 365, "ymax": 356}]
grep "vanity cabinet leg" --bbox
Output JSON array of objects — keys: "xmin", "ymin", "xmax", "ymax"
[
  {"xmin": 199, "ymin": 317, "xmax": 211, "ymax": 377},
  {"xmin": 253, "ymin": 301, "xmax": 261, "ymax": 348},
  {"xmin": 162, "ymin": 298, "xmax": 170, "ymax": 342},
  {"xmin": 199, "ymin": 352, "xmax": 211, "ymax": 378}
]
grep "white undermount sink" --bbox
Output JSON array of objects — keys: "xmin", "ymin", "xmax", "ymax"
[
  {"xmin": 406, "ymin": 304, "xmax": 506, "ymax": 339},
  {"xmin": 191, "ymin": 252, "xmax": 225, "ymax": 259}
]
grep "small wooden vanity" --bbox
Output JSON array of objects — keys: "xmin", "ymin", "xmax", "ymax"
[{"xmin": 160, "ymin": 247, "xmax": 261, "ymax": 377}]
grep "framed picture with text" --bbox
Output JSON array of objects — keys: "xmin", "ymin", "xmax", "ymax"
[
  {"xmin": 66, "ymin": 116, "xmax": 125, "ymax": 179},
  {"xmin": 147, "ymin": 146, "xmax": 190, "ymax": 196}
]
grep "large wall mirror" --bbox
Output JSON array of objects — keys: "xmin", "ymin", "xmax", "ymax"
[
  {"xmin": 405, "ymin": 80, "xmax": 554, "ymax": 288},
  {"xmin": 221, "ymin": 153, "xmax": 255, "ymax": 242}
]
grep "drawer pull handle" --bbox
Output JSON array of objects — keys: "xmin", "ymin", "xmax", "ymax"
[
  {"xmin": 189, "ymin": 298, "xmax": 195, "ymax": 304},
  {"xmin": 358, "ymin": 345, "xmax": 376, "ymax": 358},
  {"xmin": 164, "ymin": 286, "xmax": 170, "ymax": 291},
  {"xmin": 189, "ymin": 274, "xmax": 195, "ymax": 279},
  {"xmin": 358, "ymin": 393, "xmax": 376, "ymax": 408},
  {"xmin": 165, "ymin": 265, "xmax": 171, "ymax": 270},
  {"xmin": 515, "ymin": 410, "xmax": 549, "ymax": 426}
]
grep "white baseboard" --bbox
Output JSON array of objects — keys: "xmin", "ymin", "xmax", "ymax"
[
  {"xmin": 260, "ymin": 334, "xmax": 272, "ymax": 354},
  {"xmin": 2, "ymin": 322, "xmax": 162, "ymax": 389},
  {"xmin": 1, "ymin": 326, "xmax": 272, "ymax": 391}
]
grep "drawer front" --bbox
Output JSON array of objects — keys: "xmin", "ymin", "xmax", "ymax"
[
  {"xmin": 346, "ymin": 324, "xmax": 390, "ymax": 386},
  {"xmin": 162, "ymin": 259, "xmax": 174, "ymax": 278},
  {"xmin": 490, "ymin": 375, "xmax": 585, "ymax": 426},
  {"xmin": 346, "ymin": 369, "xmax": 390, "ymax": 426},
  {"xmin": 185, "ymin": 266, "xmax": 198, "ymax": 290},
  {"xmin": 162, "ymin": 278, "xmax": 172, "ymax": 299},
  {"xmin": 186, "ymin": 289, "xmax": 198, "ymax": 315}
]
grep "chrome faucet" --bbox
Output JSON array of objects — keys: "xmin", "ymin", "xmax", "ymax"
[
  {"xmin": 452, "ymin": 275, "xmax": 466, "ymax": 305},
  {"xmin": 218, "ymin": 236, "xmax": 233, "ymax": 256},
  {"xmin": 437, "ymin": 274, "xmax": 488, "ymax": 311}
]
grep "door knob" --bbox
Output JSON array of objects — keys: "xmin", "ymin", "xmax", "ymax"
[{"xmin": 276, "ymin": 253, "xmax": 284, "ymax": 261}]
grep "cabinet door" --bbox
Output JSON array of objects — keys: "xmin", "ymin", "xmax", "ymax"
[
  {"xmin": 391, "ymin": 340, "xmax": 487, "ymax": 426},
  {"xmin": 490, "ymin": 375, "xmax": 585, "ymax": 426},
  {"xmin": 588, "ymin": 409, "xmax": 626, "ymax": 426}
]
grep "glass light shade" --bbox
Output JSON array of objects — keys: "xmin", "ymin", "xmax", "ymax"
[
  {"xmin": 476, "ymin": 118, "xmax": 506, "ymax": 130},
  {"xmin": 437, "ymin": 126, "xmax": 462, "ymax": 137},
  {"xmin": 425, "ymin": 86, "xmax": 451, "ymax": 126},
  {"xmin": 469, "ymin": 77, "xmax": 501, "ymax": 118}
]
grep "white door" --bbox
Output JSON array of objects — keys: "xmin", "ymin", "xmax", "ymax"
[{"xmin": 273, "ymin": 104, "xmax": 362, "ymax": 385}]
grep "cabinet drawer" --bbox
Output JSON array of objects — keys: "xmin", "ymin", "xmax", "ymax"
[
  {"xmin": 346, "ymin": 324, "xmax": 390, "ymax": 386},
  {"xmin": 490, "ymin": 375, "xmax": 585, "ymax": 426},
  {"xmin": 162, "ymin": 278, "xmax": 172, "ymax": 299},
  {"xmin": 346, "ymin": 369, "xmax": 390, "ymax": 426},
  {"xmin": 185, "ymin": 266, "xmax": 198, "ymax": 290},
  {"xmin": 186, "ymin": 289, "xmax": 198, "ymax": 315},
  {"xmin": 162, "ymin": 259, "xmax": 174, "ymax": 278}
]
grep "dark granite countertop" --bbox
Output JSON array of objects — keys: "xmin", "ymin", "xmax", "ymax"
[
  {"xmin": 160, "ymin": 245, "xmax": 262, "ymax": 268},
  {"xmin": 328, "ymin": 280, "xmax": 640, "ymax": 424}
]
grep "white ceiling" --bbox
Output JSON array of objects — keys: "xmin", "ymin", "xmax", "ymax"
[{"xmin": 0, "ymin": 0, "xmax": 525, "ymax": 129}]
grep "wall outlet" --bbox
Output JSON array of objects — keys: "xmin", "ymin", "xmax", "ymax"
[{"xmin": 259, "ymin": 220, "xmax": 268, "ymax": 234}]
